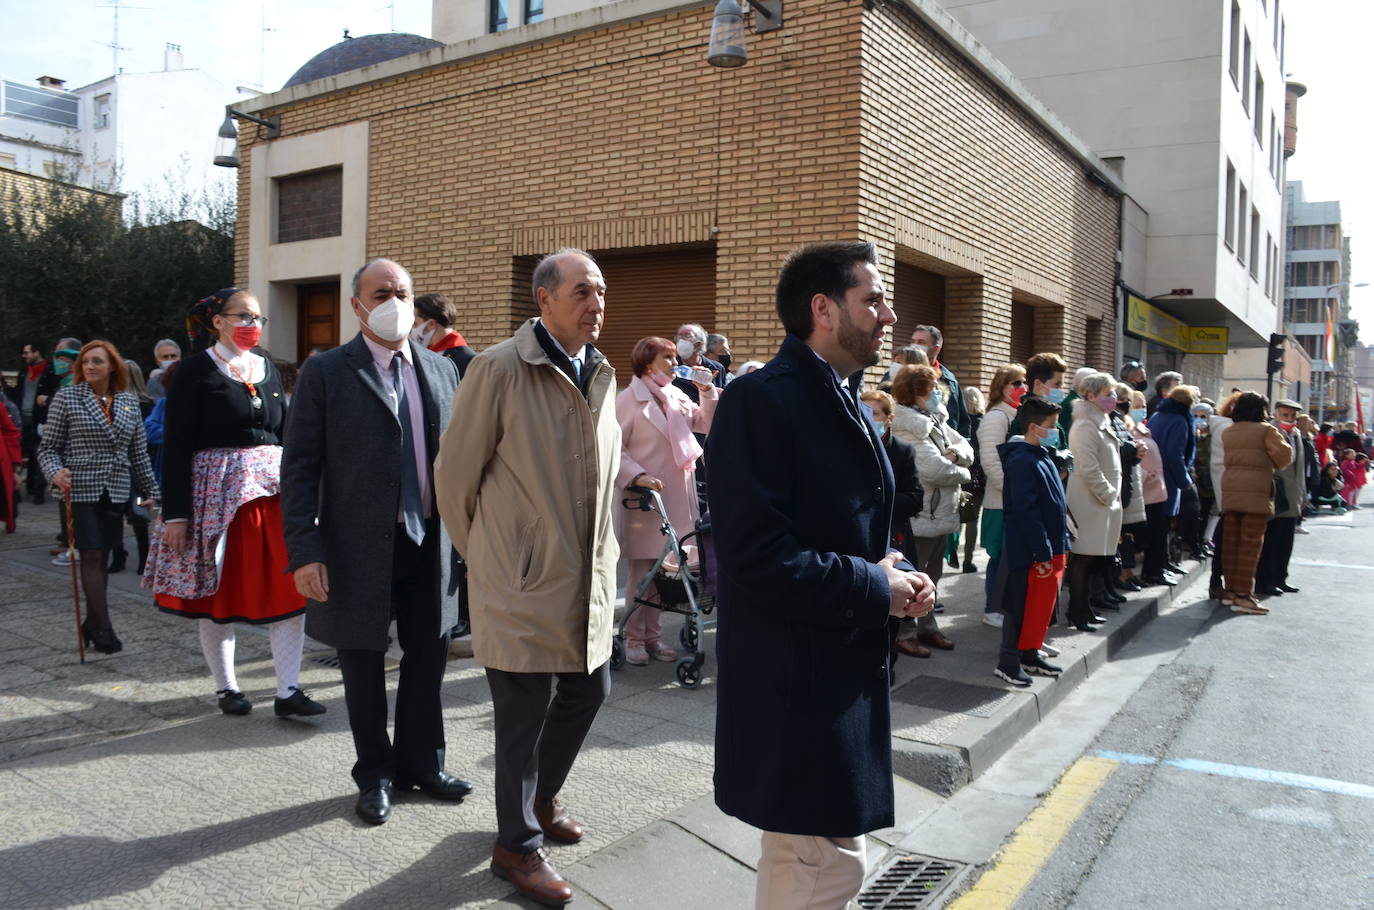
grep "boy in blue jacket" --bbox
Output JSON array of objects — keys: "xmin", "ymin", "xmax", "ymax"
[{"xmin": 994, "ymin": 396, "xmax": 1070, "ymax": 687}]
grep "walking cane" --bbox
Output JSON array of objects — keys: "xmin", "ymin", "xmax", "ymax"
[{"xmin": 63, "ymin": 493, "xmax": 85, "ymax": 664}]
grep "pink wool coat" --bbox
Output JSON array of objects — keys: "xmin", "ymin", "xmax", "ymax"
[{"xmin": 615, "ymin": 375, "xmax": 718, "ymax": 560}]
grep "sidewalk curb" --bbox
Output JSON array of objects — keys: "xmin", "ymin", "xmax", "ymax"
[{"xmin": 890, "ymin": 562, "xmax": 1206, "ymax": 796}]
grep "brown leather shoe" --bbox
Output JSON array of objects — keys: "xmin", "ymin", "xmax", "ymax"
[
  {"xmin": 491, "ymin": 844, "xmax": 573, "ymax": 906},
  {"xmin": 895, "ymin": 639, "xmax": 931, "ymax": 658},
  {"xmin": 917, "ymin": 630, "xmax": 955, "ymax": 651},
  {"xmin": 534, "ymin": 795, "xmax": 584, "ymax": 844}
]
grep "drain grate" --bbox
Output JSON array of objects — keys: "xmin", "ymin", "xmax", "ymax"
[
  {"xmin": 312, "ymin": 653, "xmax": 341, "ymax": 668},
  {"xmin": 857, "ymin": 854, "xmax": 961, "ymax": 909}
]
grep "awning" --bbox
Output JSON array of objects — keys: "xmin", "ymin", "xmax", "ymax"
[{"xmin": 1124, "ymin": 293, "xmax": 1230, "ymax": 355}]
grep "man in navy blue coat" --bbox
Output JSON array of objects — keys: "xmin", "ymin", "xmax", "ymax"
[{"xmin": 707, "ymin": 241, "xmax": 935, "ymax": 909}]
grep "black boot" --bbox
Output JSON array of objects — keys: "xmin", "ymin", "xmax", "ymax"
[{"xmin": 133, "ymin": 520, "xmax": 149, "ymax": 575}]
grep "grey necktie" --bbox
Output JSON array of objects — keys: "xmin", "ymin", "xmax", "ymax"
[{"xmin": 391, "ymin": 352, "xmax": 425, "ymax": 546}]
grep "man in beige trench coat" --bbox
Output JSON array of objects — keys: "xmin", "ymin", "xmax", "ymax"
[{"xmin": 435, "ymin": 248, "xmax": 620, "ymax": 907}]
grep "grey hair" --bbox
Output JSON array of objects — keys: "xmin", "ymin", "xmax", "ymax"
[
  {"xmin": 677, "ymin": 323, "xmax": 707, "ymax": 345},
  {"xmin": 153, "ymin": 338, "xmax": 181, "ymax": 357},
  {"xmin": 1192, "ymin": 402, "xmax": 1214, "ymax": 418},
  {"xmin": 1153, "ymin": 370, "xmax": 1183, "ymax": 393},
  {"xmin": 531, "ymin": 248, "xmax": 595, "ymax": 305},
  {"xmin": 1077, "ymin": 371, "xmax": 1116, "ymax": 399},
  {"xmin": 912, "ymin": 324, "xmax": 943, "ymax": 348},
  {"xmin": 895, "ymin": 344, "xmax": 927, "ymax": 366},
  {"xmin": 706, "ymin": 333, "xmax": 727, "ymax": 352},
  {"xmin": 56, "ymin": 337, "xmax": 83, "ymax": 351},
  {"xmin": 351, "ymin": 258, "xmax": 411, "ymax": 299}
]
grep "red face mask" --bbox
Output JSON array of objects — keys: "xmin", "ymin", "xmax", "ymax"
[
  {"xmin": 232, "ymin": 326, "xmax": 262, "ymax": 350},
  {"xmin": 1008, "ymin": 385, "xmax": 1028, "ymax": 407}
]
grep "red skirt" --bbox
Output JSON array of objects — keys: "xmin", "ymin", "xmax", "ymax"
[{"xmin": 156, "ymin": 496, "xmax": 305, "ymax": 624}]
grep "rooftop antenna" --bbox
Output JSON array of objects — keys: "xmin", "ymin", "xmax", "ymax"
[
  {"xmin": 372, "ymin": 1, "xmax": 396, "ymax": 32},
  {"xmin": 96, "ymin": 0, "xmax": 151, "ymax": 74}
]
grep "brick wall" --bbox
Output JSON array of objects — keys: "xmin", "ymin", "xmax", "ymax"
[
  {"xmin": 275, "ymin": 167, "xmax": 342, "ymax": 243},
  {"xmin": 858, "ymin": 1, "xmax": 1120, "ymax": 397},
  {"xmin": 234, "ymin": 0, "xmax": 1119, "ymax": 385}
]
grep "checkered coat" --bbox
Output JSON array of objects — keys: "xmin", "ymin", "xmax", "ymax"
[{"xmin": 37, "ymin": 385, "xmax": 159, "ymax": 504}]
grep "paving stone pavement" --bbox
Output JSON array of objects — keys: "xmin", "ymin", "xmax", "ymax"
[{"xmin": 0, "ymin": 502, "xmax": 1184, "ymax": 908}]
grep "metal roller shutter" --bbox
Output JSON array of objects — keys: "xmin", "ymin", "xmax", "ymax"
[{"xmin": 594, "ymin": 246, "xmax": 716, "ymax": 383}]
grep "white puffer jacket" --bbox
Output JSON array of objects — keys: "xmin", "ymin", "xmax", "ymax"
[
  {"xmin": 908, "ymin": 409, "xmax": 974, "ymax": 538},
  {"xmin": 977, "ymin": 401, "xmax": 1016, "ymax": 510}
]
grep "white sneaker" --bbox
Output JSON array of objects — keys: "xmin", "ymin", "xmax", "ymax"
[
  {"xmin": 624, "ymin": 645, "xmax": 649, "ymax": 666},
  {"xmin": 1294, "ymin": 525, "xmax": 1310, "ymax": 535},
  {"xmin": 1039, "ymin": 643, "xmax": 1061, "ymax": 658},
  {"xmin": 982, "ymin": 613, "xmax": 1004, "ymax": 628},
  {"xmin": 50, "ymin": 552, "xmax": 80, "ymax": 567}
]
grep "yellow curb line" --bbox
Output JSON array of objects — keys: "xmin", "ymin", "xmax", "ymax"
[{"xmin": 946, "ymin": 756, "xmax": 1117, "ymax": 909}]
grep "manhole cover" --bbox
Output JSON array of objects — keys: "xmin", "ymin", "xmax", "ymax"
[
  {"xmin": 857, "ymin": 853, "xmax": 962, "ymax": 908},
  {"xmin": 892, "ymin": 676, "xmax": 1015, "ymax": 718}
]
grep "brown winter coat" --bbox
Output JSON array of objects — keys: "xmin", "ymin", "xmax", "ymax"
[
  {"xmin": 434, "ymin": 319, "xmax": 621, "ymax": 674},
  {"xmin": 1219, "ymin": 421, "xmax": 1293, "ymax": 515}
]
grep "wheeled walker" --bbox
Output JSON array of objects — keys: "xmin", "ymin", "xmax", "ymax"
[{"xmin": 609, "ymin": 486, "xmax": 715, "ymax": 689}]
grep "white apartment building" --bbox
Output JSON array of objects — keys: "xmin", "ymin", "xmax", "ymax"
[
  {"xmin": 942, "ymin": 0, "xmax": 1290, "ymax": 397},
  {"xmin": 0, "ymin": 47, "xmax": 233, "ymax": 206}
]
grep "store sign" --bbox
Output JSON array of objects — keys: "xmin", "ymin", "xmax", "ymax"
[{"xmin": 1125, "ymin": 294, "xmax": 1229, "ymax": 354}]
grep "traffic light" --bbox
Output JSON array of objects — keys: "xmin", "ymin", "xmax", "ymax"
[{"xmin": 1266, "ymin": 333, "xmax": 1286, "ymax": 375}]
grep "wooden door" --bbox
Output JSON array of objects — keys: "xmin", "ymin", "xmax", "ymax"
[{"xmin": 297, "ymin": 281, "xmax": 340, "ymax": 361}]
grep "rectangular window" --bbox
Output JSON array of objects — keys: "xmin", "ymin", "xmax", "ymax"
[
  {"xmin": 1, "ymin": 80, "xmax": 78, "ymax": 127},
  {"xmin": 275, "ymin": 167, "xmax": 343, "ymax": 244},
  {"xmin": 94, "ymin": 94, "xmax": 110, "ymax": 129},
  {"xmin": 1224, "ymin": 160, "xmax": 1237, "ymax": 250},
  {"xmin": 1242, "ymin": 32, "xmax": 1252, "ymax": 111},
  {"xmin": 1264, "ymin": 233, "xmax": 1274, "ymax": 296},
  {"xmin": 489, "ymin": 0, "xmax": 508, "ymax": 32},
  {"xmin": 524, "ymin": 0, "xmax": 543, "ymax": 24},
  {"xmin": 1254, "ymin": 73, "xmax": 1265, "ymax": 141},
  {"xmin": 1250, "ymin": 209, "xmax": 1261, "ymax": 278},
  {"xmin": 1237, "ymin": 183, "xmax": 1249, "ymax": 264},
  {"xmin": 1229, "ymin": 2, "xmax": 1242, "ymax": 87}
]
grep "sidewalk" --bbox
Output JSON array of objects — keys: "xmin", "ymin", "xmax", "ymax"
[{"xmin": 0, "ymin": 505, "xmax": 1202, "ymax": 908}]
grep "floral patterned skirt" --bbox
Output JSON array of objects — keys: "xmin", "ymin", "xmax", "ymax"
[{"xmin": 143, "ymin": 446, "xmax": 304, "ymax": 624}]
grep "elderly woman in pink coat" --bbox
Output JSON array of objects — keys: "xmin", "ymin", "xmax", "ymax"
[{"xmin": 615, "ymin": 336, "xmax": 718, "ymax": 666}]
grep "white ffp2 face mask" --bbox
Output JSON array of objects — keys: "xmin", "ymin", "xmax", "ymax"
[
  {"xmin": 365, "ymin": 296, "xmax": 414, "ymax": 343},
  {"xmin": 676, "ymin": 338, "xmax": 696, "ymax": 360}
]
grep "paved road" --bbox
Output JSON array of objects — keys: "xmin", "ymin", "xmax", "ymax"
[{"xmin": 946, "ymin": 494, "xmax": 1374, "ymax": 910}]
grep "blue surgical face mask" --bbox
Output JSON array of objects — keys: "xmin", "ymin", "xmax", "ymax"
[
  {"xmin": 1047, "ymin": 387, "xmax": 1067, "ymax": 405},
  {"xmin": 1038, "ymin": 427, "xmax": 1061, "ymax": 448},
  {"xmin": 930, "ymin": 387, "xmax": 943, "ymax": 409},
  {"xmin": 1194, "ymin": 417, "xmax": 1207, "ymax": 432},
  {"xmin": 1130, "ymin": 408, "xmax": 1147, "ymax": 424}
]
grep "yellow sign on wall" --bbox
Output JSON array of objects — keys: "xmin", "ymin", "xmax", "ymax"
[{"xmin": 1125, "ymin": 294, "xmax": 1229, "ymax": 354}]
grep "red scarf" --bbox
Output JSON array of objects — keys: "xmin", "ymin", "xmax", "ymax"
[{"xmin": 26, "ymin": 359, "xmax": 47, "ymax": 381}]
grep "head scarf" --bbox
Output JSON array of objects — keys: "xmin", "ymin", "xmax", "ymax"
[{"xmin": 186, "ymin": 288, "xmax": 243, "ymax": 350}]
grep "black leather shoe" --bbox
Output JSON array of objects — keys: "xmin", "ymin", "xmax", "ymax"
[
  {"xmin": 1256, "ymin": 584, "xmax": 1284, "ymax": 597},
  {"xmin": 217, "ymin": 689, "xmax": 252, "ymax": 715},
  {"xmin": 1120, "ymin": 577, "xmax": 1142, "ymax": 591},
  {"xmin": 1166, "ymin": 562, "xmax": 1186, "ymax": 575},
  {"xmin": 1141, "ymin": 575, "xmax": 1178, "ymax": 587},
  {"xmin": 395, "ymin": 771, "xmax": 473, "ymax": 801},
  {"xmin": 1093, "ymin": 598, "xmax": 1121, "ymax": 612},
  {"xmin": 356, "ymin": 782, "xmax": 393, "ymax": 825},
  {"xmin": 1277, "ymin": 583, "xmax": 1300, "ymax": 593},
  {"xmin": 1101, "ymin": 588, "xmax": 1126, "ymax": 604},
  {"xmin": 1071, "ymin": 622, "xmax": 1101, "ymax": 633},
  {"xmin": 274, "ymin": 687, "xmax": 327, "ymax": 717}
]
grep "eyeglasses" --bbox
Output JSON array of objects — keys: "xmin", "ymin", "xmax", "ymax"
[
  {"xmin": 220, "ymin": 312, "xmax": 268, "ymax": 327},
  {"xmin": 1010, "ymin": 379, "xmax": 1027, "ymax": 387}
]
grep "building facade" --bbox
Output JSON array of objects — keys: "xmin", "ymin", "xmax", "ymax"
[
  {"xmin": 231, "ymin": 0, "xmax": 1124, "ymax": 388},
  {"xmin": 0, "ymin": 48, "xmax": 232, "ymax": 204},
  {"xmin": 1283, "ymin": 181, "xmax": 1358, "ymax": 422},
  {"xmin": 942, "ymin": 0, "xmax": 1291, "ymax": 400}
]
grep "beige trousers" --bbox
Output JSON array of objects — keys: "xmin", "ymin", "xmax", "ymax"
[{"xmin": 755, "ymin": 831, "xmax": 866, "ymax": 910}]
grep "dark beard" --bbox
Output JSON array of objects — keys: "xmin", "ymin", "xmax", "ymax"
[{"xmin": 836, "ymin": 305, "xmax": 880, "ymax": 370}]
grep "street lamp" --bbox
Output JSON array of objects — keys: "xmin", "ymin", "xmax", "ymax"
[
  {"xmin": 707, "ymin": 0, "xmax": 783, "ymax": 68},
  {"xmin": 213, "ymin": 106, "xmax": 282, "ymax": 168}
]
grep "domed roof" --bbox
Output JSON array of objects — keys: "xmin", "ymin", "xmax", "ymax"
[{"xmin": 284, "ymin": 32, "xmax": 444, "ymax": 89}]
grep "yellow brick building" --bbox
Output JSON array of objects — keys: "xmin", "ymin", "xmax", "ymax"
[{"xmin": 232, "ymin": 0, "xmax": 1124, "ymax": 391}]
